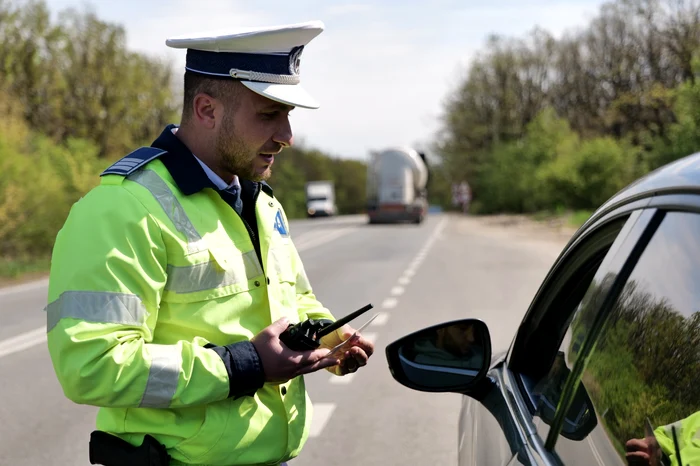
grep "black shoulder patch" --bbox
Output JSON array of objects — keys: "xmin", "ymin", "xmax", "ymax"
[{"xmin": 100, "ymin": 147, "xmax": 167, "ymax": 177}]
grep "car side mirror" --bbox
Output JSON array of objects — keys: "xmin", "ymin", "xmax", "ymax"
[
  {"xmin": 533, "ymin": 351, "xmax": 598, "ymax": 441},
  {"xmin": 385, "ymin": 319, "xmax": 491, "ymax": 394}
]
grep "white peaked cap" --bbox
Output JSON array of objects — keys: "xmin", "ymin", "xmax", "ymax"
[{"xmin": 166, "ymin": 21, "xmax": 324, "ymax": 109}]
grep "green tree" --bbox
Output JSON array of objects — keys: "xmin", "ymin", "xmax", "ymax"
[{"xmin": 435, "ymin": 0, "xmax": 700, "ymax": 215}]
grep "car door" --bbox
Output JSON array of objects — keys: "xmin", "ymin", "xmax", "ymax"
[
  {"xmin": 459, "ymin": 206, "xmax": 661, "ymax": 465},
  {"xmin": 549, "ymin": 207, "xmax": 700, "ymax": 465}
]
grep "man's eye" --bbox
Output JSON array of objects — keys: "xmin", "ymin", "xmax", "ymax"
[{"xmin": 261, "ymin": 112, "xmax": 278, "ymax": 120}]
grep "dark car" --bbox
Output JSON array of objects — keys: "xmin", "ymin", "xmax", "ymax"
[{"xmin": 386, "ymin": 153, "xmax": 700, "ymax": 465}]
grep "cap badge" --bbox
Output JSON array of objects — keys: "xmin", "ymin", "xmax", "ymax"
[{"xmin": 289, "ymin": 46, "xmax": 304, "ymax": 76}]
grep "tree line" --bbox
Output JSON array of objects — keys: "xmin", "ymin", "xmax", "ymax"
[
  {"xmin": 9, "ymin": 0, "xmax": 698, "ymax": 268},
  {"xmin": 436, "ymin": 0, "xmax": 700, "ymax": 213}
]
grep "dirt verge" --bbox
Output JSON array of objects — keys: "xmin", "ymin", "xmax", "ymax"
[{"xmin": 450, "ymin": 213, "xmax": 578, "ymax": 258}]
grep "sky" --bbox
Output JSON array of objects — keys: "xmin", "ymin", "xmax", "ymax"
[
  {"xmin": 629, "ymin": 213, "xmax": 700, "ymax": 318},
  {"xmin": 44, "ymin": 0, "xmax": 607, "ymax": 160}
]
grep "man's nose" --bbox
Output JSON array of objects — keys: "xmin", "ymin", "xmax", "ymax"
[{"xmin": 273, "ymin": 117, "xmax": 293, "ymax": 147}]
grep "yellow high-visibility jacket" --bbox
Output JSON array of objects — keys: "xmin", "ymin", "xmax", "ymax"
[
  {"xmin": 655, "ymin": 411, "xmax": 700, "ymax": 466},
  {"xmin": 46, "ymin": 134, "xmax": 334, "ymax": 466}
]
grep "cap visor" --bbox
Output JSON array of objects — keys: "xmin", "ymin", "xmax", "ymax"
[{"xmin": 241, "ymin": 81, "xmax": 320, "ymax": 109}]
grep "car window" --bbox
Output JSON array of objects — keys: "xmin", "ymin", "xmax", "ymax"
[
  {"xmin": 514, "ymin": 210, "xmax": 659, "ymax": 452},
  {"xmin": 554, "ymin": 211, "xmax": 700, "ymax": 465}
]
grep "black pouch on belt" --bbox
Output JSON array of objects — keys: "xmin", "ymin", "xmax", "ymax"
[{"xmin": 89, "ymin": 430, "xmax": 171, "ymax": 466}]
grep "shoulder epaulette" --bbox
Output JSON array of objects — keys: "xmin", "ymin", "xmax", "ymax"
[{"xmin": 100, "ymin": 147, "xmax": 167, "ymax": 177}]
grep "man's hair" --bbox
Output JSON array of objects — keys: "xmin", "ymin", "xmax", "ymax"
[{"xmin": 181, "ymin": 71, "xmax": 243, "ymax": 123}]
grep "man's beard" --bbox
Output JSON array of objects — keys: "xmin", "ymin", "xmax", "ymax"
[{"xmin": 215, "ymin": 125, "xmax": 269, "ymax": 182}]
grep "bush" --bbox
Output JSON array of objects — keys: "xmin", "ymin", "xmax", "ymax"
[
  {"xmin": 472, "ymin": 108, "xmax": 645, "ymax": 214},
  {"xmin": 0, "ymin": 92, "xmax": 102, "ymax": 257},
  {"xmin": 540, "ymin": 136, "xmax": 640, "ymax": 210}
]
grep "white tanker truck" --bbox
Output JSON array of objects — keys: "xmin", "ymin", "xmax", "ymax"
[{"xmin": 366, "ymin": 146, "xmax": 429, "ymax": 224}]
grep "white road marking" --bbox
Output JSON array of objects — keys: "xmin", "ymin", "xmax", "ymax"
[
  {"xmin": 0, "ymin": 326, "xmax": 46, "ymax": 359},
  {"xmin": 318, "ymin": 217, "xmax": 449, "ymax": 434},
  {"xmin": 381, "ymin": 298, "xmax": 398, "ymax": 309},
  {"xmin": 402, "ymin": 217, "xmax": 447, "ymax": 275},
  {"xmin": 587, "ymin": 436, "xmax": 606, "ymax": 466},
  {"xmin": 371, "ymin": 312, "xmax": 390, "ymax": 326},
  {"xmin": 309, "ymin": 403, "xmax": 336, "ymax": 437}
]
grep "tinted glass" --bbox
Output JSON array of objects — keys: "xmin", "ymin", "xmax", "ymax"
[
  {"xmin": 556, "ymin": 212, "xmax": 700, "ymax": 465},
  {"xmin": 520, "ymin": 215, "xmax": 641, "ymax": 446},
  {"xmin": 528, "ymin": 265, "xmax": 615, "ymax": 451}
]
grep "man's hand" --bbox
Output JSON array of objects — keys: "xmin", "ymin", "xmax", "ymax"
[
  {"xmin": 320, "ymin": 324, "xmax": 374, "ymax": 376},
  {"xmin": 625, "ymin": 437, "xmax": 662, "ymax": 466},
  {"xmin": 252, "ymin": 318, "xmax": 340, "ymax": 384}
]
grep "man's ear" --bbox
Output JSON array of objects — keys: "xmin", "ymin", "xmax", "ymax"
[{"xmin": 192, "ymin": 93, "xmax": 218, "ymax": 129}]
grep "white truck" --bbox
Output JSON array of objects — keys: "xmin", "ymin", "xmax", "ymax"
[
  {"xmin": 366, "ymin": 146, "xmax": 429, "ymax": 224},
  {"xmin": 305, "ymin": 181, "xmax": 337, "ymax": 218}
]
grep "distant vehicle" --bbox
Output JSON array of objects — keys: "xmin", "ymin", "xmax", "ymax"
[
  {"xmin": 366, "ymin": 147, "xmax": 429, "ymax": 224},
  {"xmin": 385, "ymin": 152, "xmax": 700, "ymax": 465},
  {"xmin": 305, "ymin": 181, "xmax": 337, "ymax": 218}
]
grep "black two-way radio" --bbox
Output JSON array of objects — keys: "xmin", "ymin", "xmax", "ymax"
[{"xmin": 279, "ymin": 303, "xmax": 374, "ymax": 351}]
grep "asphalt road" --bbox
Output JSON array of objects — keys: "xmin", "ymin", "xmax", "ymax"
[{"xmin": 0, "ymin": 213, "xmax": 612, "ymax": 466}]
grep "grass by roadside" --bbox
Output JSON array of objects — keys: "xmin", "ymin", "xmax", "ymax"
[
  {"xmin": 0, "ymin": 257, "xmax": 50, "ymax": 287},
  {"xmin": 530, "ymin": 209, "xmax": 593, "ymax": 230}
]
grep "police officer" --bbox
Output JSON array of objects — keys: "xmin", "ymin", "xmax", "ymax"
[{"xmin": 45, "ymin": 20, "xmax": 374, "ymax": 466}]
